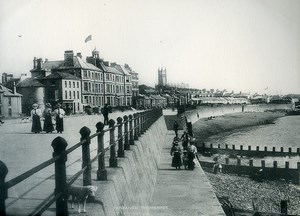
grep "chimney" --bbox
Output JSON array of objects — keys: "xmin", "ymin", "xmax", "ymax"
[
  {"xmin": 103, "ymin": 61, "xmax": 109, "ymax": 67},
  {"xmin": 33, "ymin": 57, "xmax": 37, "ymax": 69},
  {"xmin": 37, "ymin": 58, "xmax": 43, "ymax": 70},
  {"xmin": 77, "ymin": 52, "xmax": 82, "ymax": 58},
  {"xmin": 110, "ymin": 62, "xmax": 117, "ymax": 67},
  {"xmin": 64, "ymin": 50, "xmax": 74, "ymax": 67},
  {"xmin": 13, "ymin": 81, "xmax": 16, "ymax": 94}
]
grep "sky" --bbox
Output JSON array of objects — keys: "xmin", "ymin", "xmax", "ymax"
[{"xmin": 0, "ymin": 0, "xmax": 300, "ymax": 95}]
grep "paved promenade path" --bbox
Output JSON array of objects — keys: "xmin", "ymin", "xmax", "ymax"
[{"xmin": 150, "ymin": 115, "xmax": 225, "ymax": 216}]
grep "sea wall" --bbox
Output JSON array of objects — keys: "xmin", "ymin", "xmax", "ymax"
[{"xmin": 90, "ymin": 116, "xmax": 167, "ymax": 216}]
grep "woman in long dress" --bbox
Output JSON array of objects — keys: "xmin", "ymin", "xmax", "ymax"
[
  {"xmin": 43, "ymin": 103, "xmax": 54, "ymax": 133},
  {"xmin": 170, "ymin": 142, "xmax": 182, "ymax": 169},
  {"xmin": 53, "ymin": 103, "xmax": 65, "ymax": 133},
  {"xmin": 31, "ymin": 103, "xmax": 42, "ymax": 133}
]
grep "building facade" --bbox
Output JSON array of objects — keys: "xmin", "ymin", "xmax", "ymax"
[{"xmin": 0, "ymin": 84, "xmax": 22, "ymax": 118}]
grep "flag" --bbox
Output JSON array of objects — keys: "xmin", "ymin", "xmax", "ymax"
[{"xmin": 85, "ymin": 35, "xmax": 92, "ymax": 43}]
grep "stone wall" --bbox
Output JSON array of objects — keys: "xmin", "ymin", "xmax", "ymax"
[{"xmin": 90, "ymin": 116, "xmax": 167, "ymax": 216}]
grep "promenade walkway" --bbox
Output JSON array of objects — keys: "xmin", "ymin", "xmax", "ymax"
[{"xmin": 150, "ymin": 110, "xmax": 225, "ymax": 216}]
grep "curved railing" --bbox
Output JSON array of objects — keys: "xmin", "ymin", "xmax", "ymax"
[{"xmin": 0, "ymin": 108, "xmax": 163, "ymax": 216}]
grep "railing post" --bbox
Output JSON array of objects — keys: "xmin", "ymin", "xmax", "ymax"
[
  {"xmin": 51, "ymin": 137, "xmax": 68, "ymax": 216},
  {"xmin": 123, "ymin": 115, "xmax": 130, "ymax": 150},
  {"xmin": 117, "ymin": 117, "xmax": 124, "ymax": 157},
  {"xmin": 129, "ymin": 114, "xmax": 134, "ymax": 145},
  {"xmin": 79, "ymin": 126, "xmax": 92, "ymax": 186},
  {"xmin": 0, "ymin": 161, "xmax": 8, "ymax": 216},
  {"xmin": 133, "ymin": 113, "xmax": 139, "ymax": 140},
  {"xmin": 109, "ymin": 119, "xmax": 117, "ymax": 167},
  {"xmin": 96, "ymin": 122, "xmax": 107, "ymax": 181},
  {"xmin": 140, "ymin": 112, "xmax": 144, "ymax": 135}
]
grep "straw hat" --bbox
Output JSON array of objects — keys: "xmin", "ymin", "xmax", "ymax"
[
  {"xmin": 32, "ymin": 103, "xmax": 38, "ymax": 108},
  {"xmin": 45, "ymin": 103, "xmax": 52, "ymax": 108}
]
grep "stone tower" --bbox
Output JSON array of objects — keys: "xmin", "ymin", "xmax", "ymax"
[{"xmin": 158, "ymin": 68, "xmax": 167, "ymax": 86}]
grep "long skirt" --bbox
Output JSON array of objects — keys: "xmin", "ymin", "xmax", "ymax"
[
  {"xmin": 56, "ymin": 116, "xmax": 64, "ymax": 133},
  {"xmin": 187, "ymin": 152, "xmax": 195, "ymax": 170},
  {"xmin": 43, "ymin": 114, "xmax": 54, "ymax": 133},
  {"xmin": 172, "ymin": 152, "xmax": 182, "ymax": 167},
  {"xmin": 31, "ymin": 115, "xmax": 42, "ymax": 133}
]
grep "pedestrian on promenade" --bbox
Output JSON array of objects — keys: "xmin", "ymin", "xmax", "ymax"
[
  {"xmin": 31, "ymin": 103, "xmax": 42, "ymax": 133},
  {"xmin": 53, "ymin": 103, "xmax": 65, "ymax": 133},
  {"xmin": 43, "ymin": 103, "xmax": 54, "ymax": 133},
  {"xmin": 103, "ymin": 104, "xmax": 109, "ymax": 125},
  {"xmin": 170, "ymin": 142, "xmax": 182, "ymax": 170},
  {"xmin": 181, "ymin": 131, "xmax": 189, "ymax": 150},
  {"xmin": 173, "ymin": 121, "xmax": 179, "ymax": 137},
  {"xmin": 187, "ymin": 140, "xmax": 197, "ymax": 170},
  {"xmin": 182, "ymin": 150, "xmax": 189, "ymax": 170}
]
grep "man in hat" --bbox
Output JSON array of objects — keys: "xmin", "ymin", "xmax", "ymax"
[
  {"xmin": 43, "ymin": 103, "xmax": 54, "ymax": 133},
  {"xmin": 31, "ymin": 103, "xmax": 42, "ymax": 133},
  {"xmin": 102, "ymin": 103, "xmax": 109, "ymax": 125},
  {"xmin": 53, "ymin": 103, "xmax": 65, "ymax": 133}
]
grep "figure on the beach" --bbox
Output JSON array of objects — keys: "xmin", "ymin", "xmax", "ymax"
[
  {"xmin": 173, "ymin": 121, "xmax": 179, "ymax": 136},
  {"xmin": 53, "ymin": 103, "xmax": 65, "ymax": 133},
  {"xmin": 103, "ymin": 103, "xmax": 109, "ymax": 125},
  {"xmin": 31, "ymin": 103, "xmax": 42, "ymax": 133},
  {"xmin": 170, "ymin": 141, "xmax": 182, "ymax": 169},
  {"xmin": 43, "ymin": 103, "xmax": 54, "ymax": 133}
]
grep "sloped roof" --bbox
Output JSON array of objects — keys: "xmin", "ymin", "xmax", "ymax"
[
  {"xmin": 105, "ymin": 66, "xmax": 123, "ymax": 75},
  {"xmin": 119, "ymin": 65, "xmax": 131, "ymax": 76},
  {"xmin": 150, "ymin": 95, "xmax": 166, "ymax": 100},
  {"xmin": 0, "ymin": 84, "xmax": 22, "ymax": 97},
  {"xmin": 43, "ymin": 72, "xmax": 80, "ymax": 80},
  {"xmin": 16, "ymin": 78, "xmax": 45, "ymax": 88},
  {"xmin": 76, "ymin": 57, "xmax": 102, "ymax": 71}
]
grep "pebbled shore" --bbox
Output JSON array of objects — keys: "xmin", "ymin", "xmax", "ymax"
[{"xmin": 192, "ymin": 111, "xmax": 300, "ymax": 214}]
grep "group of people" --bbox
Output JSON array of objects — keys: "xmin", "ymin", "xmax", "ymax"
[
  {"xmin": 31, "ymin": 103, "xmax": 65, "ymax": 134},
  {"xmin": 170, "ymin": 130, "xmax": 198, "ymax": 170}
]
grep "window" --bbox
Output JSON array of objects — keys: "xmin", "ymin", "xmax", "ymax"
[
  {"xmin": 65, "ymin": 81, "xmax": 67, "ymax": 88},
  {"xmin": 73, "ymin": 91, "xmax": 75, "ymax": 99},
  {"xmin": 77, "ymin": 82, "xmax": 79, "ymax": 88},
  {"xmin": 100, "ymin": 73, "xmax": 103, "ymax": 80},
  {"xmin": 92, "ymin": 83, "xmax": 94, "ymax": 93},
  {"xmin": 77, "ymin": 91, "xmax": 80, "ymax": 99},
  {"xmin": 73, "ymin": 82, "xmax": 75, "ymax": 88},
  {"xmin": 88, "ymin": 71, "xmax": 90, "ymax": 78},
  {"xmin": 69, "ymin": 81, "xmax": 71, "ymax": 88},
  {"xmin": 106, "ymin": 74, "xmax": 109, "ymax": 80},
  {"xmin": 77, "ymin": 103, "xmax": 80, "ymax": 111},
  {"xmin": 8, "ymin": 97, "xmax": 11, "ymax": 106},
  {"xmin": 84, "ymin": 82, "xmax": 88, "ymax": 92},
  {"xmin": 8, "ymin": 108, "xmax": 12, "ymax": 117},
  {"xmin": 84, "ymin": 96, "xmax": 88, "ymax": 104},
  {"xmin": 65, "ymin": 91, "xmax": 68, "ymax": 99},
  {"xmin": 83, "ymin": 70, "xmax": 87, "ymax": 78},
  {"xmin": 88, "ymin": 83, "xmax": 91, "ymax": 92},
  {"xmin": 69, "ymin": 91, "xmax": 71, "ymax": 99}
]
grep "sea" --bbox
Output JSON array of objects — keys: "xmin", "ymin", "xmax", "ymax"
[{"xmin": 205, "ymin": 115, "xmax": 300, "ymax": 168}]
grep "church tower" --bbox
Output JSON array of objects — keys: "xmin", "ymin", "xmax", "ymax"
[{"xmin": 158, "ymin": 67, "xmax": 167, "ymax": 86}]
